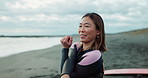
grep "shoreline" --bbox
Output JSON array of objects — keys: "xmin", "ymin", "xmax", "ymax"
[
  {"xmin": 0, "ymin": 37, "xmax": 62, "ymax": 57},
  {"xmin": 0, "ymin": 29, "xmax": 147, "ymax": 78},
  {"xmin": 0, "ymin": 44, "xmax": 61, "ymax": 58},
  {"xmin": 0, "ymin": 35, "xmax": 65, "ymax": 38}
]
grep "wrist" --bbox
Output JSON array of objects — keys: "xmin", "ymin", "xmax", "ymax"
[
  {"xmin": 63, "ymin": 46, "xmax": 70, "ymax": 48},
  {"xmin": 61, "ymin": 74, "xmax": 70, "ymax": 78}
]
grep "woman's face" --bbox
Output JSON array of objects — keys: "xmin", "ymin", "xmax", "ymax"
[{"xmin": 78, "ymin": 16, "xmax": 100, "ymax": 44}]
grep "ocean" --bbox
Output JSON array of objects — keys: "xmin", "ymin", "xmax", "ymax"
[{"xmin": 0, "ymin": 37, "xmax": 62, "ymax": 57}]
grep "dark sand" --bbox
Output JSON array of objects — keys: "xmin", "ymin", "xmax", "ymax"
[{"xmin": 0, "ymin": 28, "xmax": 147, "ymax": 78}]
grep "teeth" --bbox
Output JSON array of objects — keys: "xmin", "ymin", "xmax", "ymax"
[
  {"xmin": 80, "ymin": 33, "xmax": 87, "ymax": 37},
  {"xmin": 80, "ymin": 34, "xmax": 86, "ymax": 36}
]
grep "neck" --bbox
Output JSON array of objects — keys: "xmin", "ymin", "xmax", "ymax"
[{"xmin": 82, "ymin": 41, "xmax": 94, "ymax": 50}]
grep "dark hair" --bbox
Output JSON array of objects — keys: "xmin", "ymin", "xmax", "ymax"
[{"xmin": 82, "ymin": 12, "xmax": 108, "ymax": 52}]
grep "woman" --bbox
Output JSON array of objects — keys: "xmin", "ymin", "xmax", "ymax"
[{"xmin": 60, "ymin": 12, "xmax": 108, "ymax": 78}]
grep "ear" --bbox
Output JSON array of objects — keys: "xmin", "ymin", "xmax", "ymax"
[{"xmin": 96, "ymin": 30, "xmax": 100, "ymax": 35}]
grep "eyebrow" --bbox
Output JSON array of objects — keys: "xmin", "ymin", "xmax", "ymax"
[{"xmin": 79, "ymin": 23, "xmax": 91, "ymax": 25}]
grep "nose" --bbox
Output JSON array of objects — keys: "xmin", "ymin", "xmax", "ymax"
[{"xmin": 79, "ymin": 26, "xmax": 85, "ymax": 33}]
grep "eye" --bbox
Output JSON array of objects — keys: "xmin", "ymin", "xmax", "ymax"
[
  {"xmin": 79, "ymin": 25, "xmax": 82, "ymax": 27},
  {"xmin": 85, "ymin": 25, "xmax": 90, "ymax": 27}
]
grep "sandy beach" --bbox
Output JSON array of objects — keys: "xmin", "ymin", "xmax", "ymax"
[{"xmin": 0, "ymin": 28, "xmax": 147, "ymax": 78}]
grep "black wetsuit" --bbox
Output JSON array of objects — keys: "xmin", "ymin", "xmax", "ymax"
[{"xmin": 61, "ymin": 42, "xmax": 104, "ymax": 78}]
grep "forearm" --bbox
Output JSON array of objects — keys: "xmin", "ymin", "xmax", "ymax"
[
  {"xmin": 61, "ymin": 48, "xmax": 77, "ymax": 75},
  {"xmin": 61, "ymin": 48, "xmax": 69, "ymax": 73},
  {"xmin": 61, "ymin": 45, "xmax": 78, "ymax": 76}
]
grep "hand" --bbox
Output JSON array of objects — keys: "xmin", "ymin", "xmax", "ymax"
[
  {"xmin": 61, "ymin": 74, "xmax": 70, "ymax": 78},
  {"xmin": 60, "ymin": 36, "xmax": 73, "ymax": 48}
]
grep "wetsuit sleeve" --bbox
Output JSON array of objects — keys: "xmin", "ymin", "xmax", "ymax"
[
  {"xmin": 61, "ymin": 45, "xmax": 78, "ymax": 76},
  {"xmin": 60, "ymin": 48, "xmax": 69, "ymax": 73},
  {"xmin": 70, "ymin": 50, "xmax": 103, "ymax": 78}
]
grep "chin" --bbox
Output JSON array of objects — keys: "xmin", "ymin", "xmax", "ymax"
[{"xmin": 80, "ymin": 39, "xmax": 88, "ymax": 43}]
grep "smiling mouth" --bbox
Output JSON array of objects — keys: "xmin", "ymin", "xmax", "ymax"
[{"xmin": 80, "ymin": 34, "xmax": 87, "ymax": 38}]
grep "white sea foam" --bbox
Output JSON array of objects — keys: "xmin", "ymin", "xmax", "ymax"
[{"xmin": 0, "ymin": 37, "xmax": 62, "ymax": 57}]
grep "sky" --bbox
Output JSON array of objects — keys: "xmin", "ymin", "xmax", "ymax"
[{"xmin": 0, "ymin": 0, "xmax": 148, "ymax": 35}]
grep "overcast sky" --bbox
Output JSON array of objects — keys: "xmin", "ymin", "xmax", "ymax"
[{"xmin": 0, "ymin": 0, "xmax": 148, "ymax": 35}]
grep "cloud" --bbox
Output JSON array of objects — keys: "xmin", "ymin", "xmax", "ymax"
[
  {"xmin": 4, "ymin": 0, "xmax": 97, "ymax": 15},
  {"xmin": 17, "ymin": 14, "xmax": 59, "ymax": 22},
  {"xmin": 0, "ymin": 28, "xmax": 45, "ymax": 35},
  {"xmin": 5, "ymin": 0, "xmax": 66, "ymax": 9},
  {"xmin": 0, "ymin": 16, "xmax": 11, "ymax": 22},
  {"xmin": 0, "ymin": 0, "xmax": 148, "ymax": 35}
]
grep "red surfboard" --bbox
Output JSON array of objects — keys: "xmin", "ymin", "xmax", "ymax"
[{"xmin": 104, "ymin": 69, "xmax": 148, "ymax": 75}]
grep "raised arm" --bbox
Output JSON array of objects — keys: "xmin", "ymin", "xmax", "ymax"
[{"xmin": 60, "ymin": 36, "xmax": 72, "ymax": 78}]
